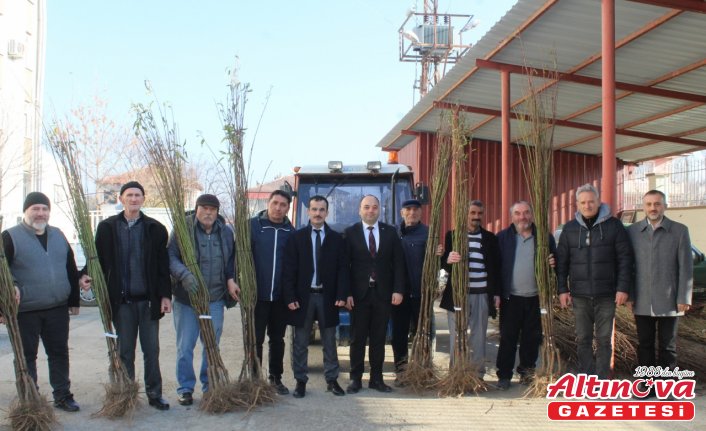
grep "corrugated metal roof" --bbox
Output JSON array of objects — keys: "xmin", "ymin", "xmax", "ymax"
[{"xmin": 376, "ymin": 0, "xmax": 706, "ymax": 162}]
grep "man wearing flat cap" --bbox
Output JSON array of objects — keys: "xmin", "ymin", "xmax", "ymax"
[
  {"xmin": 391, "ymin": 199, "xmax": 432, "ymax": 378},
  {"xmin": 168, "ymin": 193, "xmax": 240, "ymax": 406},
  {"xmin": 94, "ymin": 181, "xmax": 172, "ymax": 410},
  {"xmin": 2, "ymin": 192, "xmax": 91, "ymax": 412}
]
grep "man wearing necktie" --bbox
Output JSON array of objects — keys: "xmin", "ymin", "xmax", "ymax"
[
  {"xmin": 282, "ymin": 195, "xmax": 349, "ymax": 398},
  {"xmin": 344, "ymin": 195, "xmax": 406, "ymax": 394}
]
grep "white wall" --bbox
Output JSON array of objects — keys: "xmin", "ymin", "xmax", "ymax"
[{"xmin": 0, "ymin": 1, "xmax": 62, "ymax": 233}]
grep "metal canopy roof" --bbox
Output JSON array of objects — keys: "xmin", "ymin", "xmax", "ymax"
[{"xmin": 376, "ymin": 0, "xmax": 706, "ymax": 163}]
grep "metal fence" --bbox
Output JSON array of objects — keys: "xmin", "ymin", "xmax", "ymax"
[{"xmin": 624, "ymin": 153, "xmax": 706, "ymax": 210}]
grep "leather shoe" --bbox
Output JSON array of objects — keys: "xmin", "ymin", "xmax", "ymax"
[
  {"xmin": 369, "ymin": 380, "xmax": 393, "ymax": 393},
  {"xmin": 148, "ymin": 397, "xmax": 170, "ymax": 411},
  {"xmin": 346, "ymin": 379, "xmax": 362, "ymax": 394},
  {"xmin": 269, "ymin": 376, "xmax": 290, "ymax": 395},
  {"xmin": 326, "ymin": 380, "xmax": 345, "ymax": 396},
  {"xmin": 178, "ymin": 392, "xmax": 193, "ymax": 406},
  {"xmin": 293, "ymin": 381, "xmax": 306, "ymax": 398},
  {"xmin": 54, "ymin": 396, "xmax": 80, "ymax": 412}
]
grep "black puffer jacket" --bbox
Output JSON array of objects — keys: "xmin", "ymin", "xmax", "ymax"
[{"xmin": 556, "ymin": 204, "xmax": 633, "ymax": 298}]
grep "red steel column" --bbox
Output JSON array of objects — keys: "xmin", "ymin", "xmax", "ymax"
[
  {"xmin": 602, "ymin": 0, "xmax": 617, "ymax": 212},
  {"xmin": 501, "ymin": 69, "xmax": 511, "ymax": 227}
]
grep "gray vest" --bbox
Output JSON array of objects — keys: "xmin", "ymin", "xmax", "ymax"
[
  {"xmin": 196, "ymin": 223, "xmax": 226, "ymax": 302},
  {"xmin": 8, "ymin": 223, "xmax": 72, "ymax": 312}
]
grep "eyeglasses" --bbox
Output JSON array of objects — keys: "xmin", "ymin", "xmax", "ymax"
[{"xmin": 585, "ymin": 230, "xmax": 591, "ymax": 247}]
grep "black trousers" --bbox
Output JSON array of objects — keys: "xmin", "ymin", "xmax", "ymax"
[
  {"xmin": 496, "ymin": 295, "xmax": 542, "ymax": 380},
  {"xmin": 349, "ymin": 287, "xmax": 391, "ymax": 383},
  {"xmin": 391, "ymin": 296, "xmax": 421, "ymax": 369},
  {"xmin": 634, "ymin": 315, "xmax": 679, "ymax": 370},
  {"xmin": 113, "ymin": 300, "xmax": 163, "ymax": 398},
  {"xmin": 255, "ymin": 299, "xmax": 288, "ymax": 379},
  {"xmin": 17, "ymin": 304, "xmax": 72, "ymax": 401}
]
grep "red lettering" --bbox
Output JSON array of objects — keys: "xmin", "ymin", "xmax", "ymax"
[{"xmin": 547, "ymin": 402, "xmax": 695, "ymax": 421}]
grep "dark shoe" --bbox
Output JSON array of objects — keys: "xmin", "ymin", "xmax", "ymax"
[
  {"xmin": 394, "ymin": 377, "xmax": 408, "ymax": 388},
  {"xmin": 177, "ymin": 392, "xmax": 193, "ymax": 406},
  {"xmin": 269, "ymin": 376, "xmax": 289, "ymax": 395},
  {"xmin": 148, "ymin": 397, "xmax": 170, "ymax": 411},
  {"xmin": 346, "ymin": 379, "xmax": 362, "ymax": 394},
  {"xmin": 368, "ymin": 380, "xmax": 393, "ymax": 393},
  {"xmin": 518, "ymin": 367, "xmax": 536, "ymax": 385},
  {"xmin": 497, "ymin": 379, "xmax": 511, "ymax": 390},
  {"xmin": 54, "ymin": 396, "xmax": 80, "ymax": 412},
  {"xmin": 326, "ymin": 380, "xmax": 345, "ymax": 396},
  {"xmin": 293, "ymin": 381, "xmax": 306, "ymax": 398}
]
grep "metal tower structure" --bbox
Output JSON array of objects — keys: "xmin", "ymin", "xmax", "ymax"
[{"xmin": 399, "ymin": 1, "xmax": 477, "ymax": 99}]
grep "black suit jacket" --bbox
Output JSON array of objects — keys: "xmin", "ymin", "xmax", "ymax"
[
  {"xmin": 344, "ymin": 221, "xmax": 406, "ymax": 302},
  {"xmin": 95, "ymin": 212, "xmax": 171, "ymax": 321},
  {"xmin": 282, "ymin": 223, "xmax": 349, "ymax": 328}
]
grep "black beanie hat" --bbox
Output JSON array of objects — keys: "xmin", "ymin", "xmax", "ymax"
[
  {"xmin": 120, "ymin": 181, "xmax": 145, "ymax": 196},
  {"xmin": 195, "ymin": 194, "xmax": 220, "ymax": 210},
  {"xmin": 23, "ymin": 192, "xmax": 51, "ymax": 211}
]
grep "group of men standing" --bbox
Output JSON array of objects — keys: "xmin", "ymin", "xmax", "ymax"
[{"xmin": 0, "ymin": 180, "xmax": 693, "ymax": 412}]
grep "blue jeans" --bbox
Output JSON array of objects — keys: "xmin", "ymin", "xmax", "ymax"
[
  {"xmin": 173, "ymin": 299, "xmax": 225, "ymax": 395},
  {"xmin": 572, "ymin": 296, "xmax": 615, "ymax": 379}
]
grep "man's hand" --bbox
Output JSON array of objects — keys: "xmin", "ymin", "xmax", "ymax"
[
  {"xmin": 183, "ymin": 274, "xmax": 198, "ymax": 295},
  {"xmin": 435, "ymin": 244, "xmax": 444, "ymax": 256},
  {"xmin": 447, "ymin": 251, "xmax": 461, "ymax": 264},
  {"xmin": 547, "ymin": 253, "xmax": 556, "ymax": 268},
  {"xmin": 227, "ymin": 279, "xmax": 240, "ymax": 301},
  {"xmin": 494, "ymin": 295, "xmax": 501, "ymax": 309},
  {"xmin": 69, "ymin": 307, "xmax": 80, "ymax": 316},
  {"xmin": 79, "ymin": 274, "xmax": 92, "ymax": 291},
  {"xmin": 288, "ymin": 301, "xmax": 300, "ymax": 311},
  {"xmin": 161, "ymin": 297, "xmax": 172, "ymax": 313},
  {"xmin": 14, "ymin": 286, "xmax": 20, "ymax": 304},
  {"xmin": 678, "ymin": 304, "xmax": 691, "ymax": 313},
  {"xmin": 559, "ymin": 292, "xmax": 572, "ymax": 308},
  {"xmin": 334, "ymin": 300, "xmax": 346, "ymax": 307},
  {"xmin": 345, "ymin": 296, "xmax": 354, "ymax": 311},
  {"xmin": 615, "ymin": 291, "xmax": 629, "ymax": 306},
  {"xmin": 391, "ymin": 293, "xmax": 403, "ymax": 306}
]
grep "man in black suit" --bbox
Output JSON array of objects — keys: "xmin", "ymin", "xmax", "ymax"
[
  {"xmin": 282, "ymin": 195, "xmax": 349, "ymax": 398},
  {"xmin": 345, "ymin": 195, "xmax": 406, "ymax": 394}
]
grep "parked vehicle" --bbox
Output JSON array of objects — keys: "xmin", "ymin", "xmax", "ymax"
[
  {"xmin": 70, "ymin": 243, "xmax": 97, "ymax": 307},
  {"xmin": 284, "ymin": 161, "xmax": 427, "ymax": 345}
]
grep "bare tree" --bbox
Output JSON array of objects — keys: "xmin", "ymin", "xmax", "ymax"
[{"xmin": 61, "ymin": 95, "xmax": 137, "ymax": 209}]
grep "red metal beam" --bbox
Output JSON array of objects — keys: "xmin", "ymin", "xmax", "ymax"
[
  {"xmin": 557, "ymin": 58, "xmax": 706, "ymax": 149},
  {"xmin": 602, "ymin": 0, "xmax": 617, "ymax": 212},
  {"xmin": 501, "ymin": 70, "xmax": 511, "ymax": 228},
  {"xmin": 434, "ymin": 101, "xmax": 706, "ymax": 147},
  {"xmin": 476, "ymin": 59, "xmax": 706, "ymax": 104},
  {"xmin": 468, "ymin": 9, "xmax": 683, "ymax": 134},
  {"xmin": 617, "ymin": 126, "xmax": 706, "ymax": 153},
  {"xmin": 626, "ymin": 0, "xmax": 706, "ymax": 13}
]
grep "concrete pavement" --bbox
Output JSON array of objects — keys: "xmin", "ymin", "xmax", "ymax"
[{"xmin": 1, "ymin": 305, "xmax": 703, "ymax": 430}]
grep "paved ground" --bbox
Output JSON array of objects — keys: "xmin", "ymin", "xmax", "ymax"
[{"xmin": 1, "ymin": 305, "xmax": 703, "ymax": 430}]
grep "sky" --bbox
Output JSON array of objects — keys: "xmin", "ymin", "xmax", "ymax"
[{"xmin": 44, "ymin": 0, "xmax": 518, "ymax": 185}]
